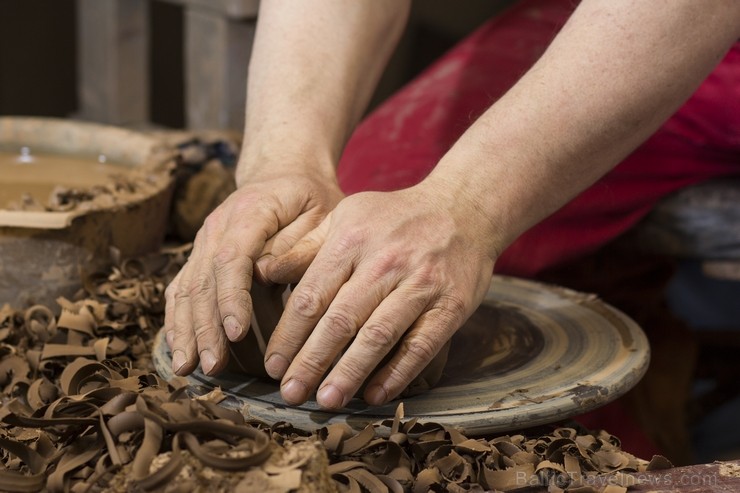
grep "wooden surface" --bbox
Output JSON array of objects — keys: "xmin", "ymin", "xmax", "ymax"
[
  {"xmin": 184, "ymin": 8, "xmax": 255, "ymax": 130},
  {"xmin": 76, "ymin": 0, "xmax": 149, "ymax": 124},
  {"xmin": 160, "ymin": 0, "xmax": 259, "ymax": 18},
  {"xmin": 77, "ymin": 0, "xmax": 257, "ymax": 130}
]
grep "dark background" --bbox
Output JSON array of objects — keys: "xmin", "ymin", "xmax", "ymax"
[{"xmin": 0, "ymin": 0, "xmax": 515, "ymax": 127}]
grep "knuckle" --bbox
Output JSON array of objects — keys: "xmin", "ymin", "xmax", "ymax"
[
  {"xmin": 218, "ymin": 288, "xmax": 251, "ymax": 312},
  {"xmin": 192, "ymin": 320, "xmax": 216, "ymax": 339},
  {"xmin": 267, "ymin": 329, "xmax": 298, "ymax": 354},
  {"xmin": 188, "ymin": 273, "xmax": 215, "ymax": 299},
  {"xmin": 361, "ymin": 322, "xmax": 397, "ymax": 351},
  {"xmin": 435, "ymin": 293, "xmax": 468, "ymax": 322},
  {"xmin": 213, "ymin": 243, "xmax": 243, "ymax": 273},
  {"xmin": 403, "ymin": 333, "xmax": 438, "ymax": 363},
  {"xmin": 174, "ymin": 280, "xmax": 191, "ymax": 301},
  {"xmin": 413, "ymin": 264, "xmax": 443, "ymax": 290},
  {"xmin": 165, "ymin": 281, "xmax": 178, "ymax": 302},
  {"xmin": 330, "ymin": 229, "xmax": 364, "ymax": 256},
  {"xmin": 290, "ymin": 286, "xmax": 325, "ymax": 320},
  {"xmin": 297, "ymin": 354, "xmax": 327, "ymax": 378},
  {"xmin": 192, "ymin": 229, "xmax": 205, "ymax": 250},
  {"xmin": 334, "ymin": 360, "xmax": 366, "ymax": 386},
  {"xmin": 171, "ymin": 319, "xmax": 193, "ymax": 339},
  {"xmin": 322, "ymin": 312, "xmax": 357, "ymax": 342},
  {"xmin": 202, "ymin": 209, "xmax": 223, "ymax": 234},
  {"xmin": 234, "ymin": 192, "xmax": 275, "ymax": 217},
  {"xmin": 367, "ymin": 251, "xmax": 402, "ymax": 280}
]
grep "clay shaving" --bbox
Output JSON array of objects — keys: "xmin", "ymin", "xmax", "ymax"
[{"xmin": 0, "ymin": 245, "xmax": 671, "ymax": 492}]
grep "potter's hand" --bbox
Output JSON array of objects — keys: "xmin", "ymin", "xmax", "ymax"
[
  {"xmin": 164, "ymin": 170, "xmax": 344, "ymax": 376},
  {"xmin": 258, "ymin": 179, "xmax": 498, "ymax": 409}
]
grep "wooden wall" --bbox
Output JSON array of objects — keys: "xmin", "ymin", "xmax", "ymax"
[{"xmin": 0, "ymin": 0, "xmax": 515, "ymax": 126}]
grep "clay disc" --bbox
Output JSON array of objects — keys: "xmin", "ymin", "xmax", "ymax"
[{"xmin": 153, "ymin": 275, "xmax": 649, "ymax": 435}]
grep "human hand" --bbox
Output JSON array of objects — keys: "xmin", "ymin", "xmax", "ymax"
[
  {"xmin": 164, "ymin": 168, "xmax": 344, "ymax": 376},
  {"xmin": 258, "ymin": 178, "xmax": 500, "ymax": 409}
]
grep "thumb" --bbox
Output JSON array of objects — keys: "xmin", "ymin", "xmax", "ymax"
[{"xmin": 259, "ymin": 212, "xmax": 332, "ymax": 284}]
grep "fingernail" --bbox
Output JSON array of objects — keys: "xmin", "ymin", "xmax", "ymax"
[
  {"xmin": 172, "ymin": 350, "xmax": 187, "ymax": 374},
  {"xmin": 166, "ymin": 330, "xmax": 174, "ymax": 349},
  {"xmin": 255, "ymin": 255, "xmax": 274, "ymax": 281},
  {"xmin": 200, "ymin": 349, "xmax": 217, "ymax": 375},
  {"xmin": 223, "ymin": 315, "xmax": 243, "ymax": 341},
  {"xmin": 265, "ymin": 354, "xmax": 289, "ymax": 379},
  {"xmin": 281, "ymin": 378, "xmax": 308, "ymax": 405},
  {"xmin": 317, "ymin": 384, "xmax": 346, "ymax": 409},
  {"xmin": 365, "ymin": 384, "xmax": 388, "ymax": 406}
]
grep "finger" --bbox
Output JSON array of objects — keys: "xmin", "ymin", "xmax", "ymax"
[
  {"xmin": 212, "ymin": 240, "xmax": 253, "ymax": 342},
  {"xmin": 163, "ymin": 269, "xmax": 183, "ymax": 350},
  {"xmin": 184, "ymin": 218, "xmax": 233, "ymax": 375},
  {"xmin": 362, "ymin": 294, "xmax": 467, "ymax": 405},
  {"xmin": 258, "ymin": 212, "xmax": 324, "ymax": 260},
  {"xmin": 188, "ymin": 261, "xmax": 231, "ymax": 376},
  {"xmin": 279, "ymin": 264, "xmax": 402, "ymax": 408},
  {"xmin": 169, "ymin": 218, "xmax": 222, "ymax": 375},
  {"xmin": 212, "ymin": 213, "xmax": 276, "ymax": 343},
  {"xmin": 254, "ymin": 213, "xmax": 323, "ymax": 284},
  {"xmin": 262, "ymin": 223, "xmax": 350, "ymax": 383},
  {"xmin": 170, "ymin": 263, "xmax": 199, "ymax": 376},
  {"xmin": 262, "ymin": 214, "xmax": 332, "ymax": 285},
  {"xmin": 314, "ymin": 286, "xmax": 429, "ymax": 409}
]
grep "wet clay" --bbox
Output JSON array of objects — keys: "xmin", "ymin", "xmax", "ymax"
[
  {"xmin": 228, "ymin": 283, "xmax": 450, "ymax": 398},
  {"xmin": 0, "ymin": 151, "xmax": 130, "ymax": 208}
]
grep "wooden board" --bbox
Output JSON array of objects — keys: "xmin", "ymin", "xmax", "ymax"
[
  {"xmin": 184, "ymin": 8, "xmax": 255, "ymax": 130},
  {"xmin": 76, "ymin": 0, "xmax": 149, "ymax": 124}
]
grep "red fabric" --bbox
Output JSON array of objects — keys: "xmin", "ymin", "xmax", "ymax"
[{"xmin": 338, "ymin": 0, "xmax": 740, "ymax": 278}]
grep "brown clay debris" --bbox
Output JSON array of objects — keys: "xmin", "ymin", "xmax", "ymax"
[{"xmin": 0, "ymin": 246, "xmax": 671, "ymax": 492}]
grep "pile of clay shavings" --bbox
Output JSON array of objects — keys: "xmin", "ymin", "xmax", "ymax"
[{"xmin": 0, "ymin": 245, "xmax": 672, "ymax": 493}]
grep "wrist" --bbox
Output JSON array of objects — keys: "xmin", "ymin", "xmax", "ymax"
[
  {"xmin": 416, "ymin": 169, "xmax": 508, "ymax": 262},
  {"xmin": 235, "ymin": 143, "xmax": 338, "ymax": 188}
]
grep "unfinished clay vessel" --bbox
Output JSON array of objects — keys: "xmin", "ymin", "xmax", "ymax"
[
  {"xmin": 228, "ymin": 283, "xmax": 451, "ymax": 398},
  {"xmin": 0, "ymin": 117, "xmax": 176, "ymax": 308}
]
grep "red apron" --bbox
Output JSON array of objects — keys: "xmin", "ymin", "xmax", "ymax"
[{"xmin": 338, "ymin": 0, "xmax": 740, "ymax": 278}]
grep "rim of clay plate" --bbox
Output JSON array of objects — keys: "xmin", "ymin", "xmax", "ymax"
[{"xmin": 0, "ymin": 116, "xmax": 176, "ymax": 229}]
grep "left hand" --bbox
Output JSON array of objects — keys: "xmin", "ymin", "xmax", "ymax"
[
  {"xmin": 163, "ymin": 168, "xmax": 344, "ymax": 378},
  {"xmin": 258, "ymin": 177, "xmax": 500, "ymax": 409}
]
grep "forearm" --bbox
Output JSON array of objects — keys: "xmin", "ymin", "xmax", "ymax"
[
  {"xmin": 238, "ymin": 0, "xmax": 411, "ymax": 184},
  {"xmin": 428, "ymin": 0, "xmax": 740, "ymax": 254}
]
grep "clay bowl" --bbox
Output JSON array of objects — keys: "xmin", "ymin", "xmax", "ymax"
[{"xmin": 0, "ymin": 117, "xmax": 176, "ymax": 308}]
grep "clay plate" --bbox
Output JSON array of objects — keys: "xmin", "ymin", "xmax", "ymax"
[{"xmin": 153, "ymin": 275, "xmax": 650, "ymax": 435}]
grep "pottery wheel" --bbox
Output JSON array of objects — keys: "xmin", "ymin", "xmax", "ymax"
[{"xmin": 153, "ymin": 275, "xmax": 649, "ymax": 435}]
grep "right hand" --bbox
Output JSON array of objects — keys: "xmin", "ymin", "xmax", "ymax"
[{"xmin": 163, "ymin": 167, "xmax": 344, "ymax": 377}]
